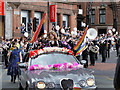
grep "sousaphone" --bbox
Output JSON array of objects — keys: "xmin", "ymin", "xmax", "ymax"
[{"xmin": 86, "ymin": 28, "xmax": 97, "ymax": 40}]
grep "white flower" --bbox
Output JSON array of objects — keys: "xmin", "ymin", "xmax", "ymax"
[
  {"xmin": 44, "ymin": 66, "xmax": 50, "ymax": 70},
  {"xmin": 60, "ymin": 65, "xmax": 64, "ymax": 69},
  {"xmin": 77, "ymin": 64, "xmax": 83, "ymax": 68}
]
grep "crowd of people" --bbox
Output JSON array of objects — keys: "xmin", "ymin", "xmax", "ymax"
[{"xmin": 1, "ymin": 27, "xmax": 120, "ymax": 83}]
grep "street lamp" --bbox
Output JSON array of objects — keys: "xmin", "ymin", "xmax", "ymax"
[{"xmin": 86, "ymin": 2, "xmax": 93, "ymax": 27}]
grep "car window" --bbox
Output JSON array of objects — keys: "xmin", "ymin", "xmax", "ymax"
[{"xmin": 30, "ymin": 53, "xmax": 78, "ymax": 66}]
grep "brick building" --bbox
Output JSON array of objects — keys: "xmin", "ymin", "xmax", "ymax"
[
  {"xmin": 81, "ymin": 2, "xmax": 120, "ymax": 35},
  {"xmin": 2, "ymin": 2, "xmax": 120, "ymax": 39},
  {"xmin": 6, "ymin": 2, "xmax": 79, "ymax": 38}
]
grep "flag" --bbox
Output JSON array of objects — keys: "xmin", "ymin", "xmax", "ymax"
[
  {"xmin": 75, "ymin": 35, "xmax": 88, "ymax": 56},
  {"xmin": 31, "ymin": 13, "xmax": 46, "ymax": 42},
  {"xmin": 73, "ymin": 26, "xmax": 88, "ymax": 51},
  {"xmin": 112, "ymin": 41, "xmax": 115, "ymax": 46},
  {"xmin": 37, "ymin": 19, "xmax": 45, "ymax": 38}
]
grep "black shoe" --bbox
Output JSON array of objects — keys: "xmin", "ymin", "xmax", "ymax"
[
  {"xmin": 11, "ymin": 78, "xmax": 13, "ymax": 82},
  {"xmin": 13, "ymin": 81, "xmax": 16, "ymax": 83}
]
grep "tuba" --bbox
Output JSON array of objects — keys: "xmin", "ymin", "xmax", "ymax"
[
  {"xmin": 89, "ymin": 45, "xmax": 99, "ymax": 53},
  {"xmin": 86, "ymin": 28, "xmax": 97, "ymax": 40}
]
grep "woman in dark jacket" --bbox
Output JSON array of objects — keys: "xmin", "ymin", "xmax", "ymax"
[{"xmin": 7, "ymin": 42, "xmax": 22, "ymax": 83}]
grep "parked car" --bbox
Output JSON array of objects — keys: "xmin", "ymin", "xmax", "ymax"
[{"xmin": 18, "ymin": 47, "xmax": 96, "ymax": 90}]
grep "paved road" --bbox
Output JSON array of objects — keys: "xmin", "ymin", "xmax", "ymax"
[
  {"xmin": 88, "ymin": 50, "xmax": 117, "ymax": 89},
  {"xmin": 0, "ymin": 50, "xmax": 118, "ymax": 90}
]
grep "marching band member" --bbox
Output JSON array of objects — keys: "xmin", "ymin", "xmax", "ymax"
[
  {"xmin": 89, "ymin": 42, "xmax": 96, "ymax": 66},
  {"xmin": 101, "ymin": 39, "xmax": 107, "ymax": 63}
]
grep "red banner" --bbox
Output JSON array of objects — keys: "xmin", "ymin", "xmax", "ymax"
[
  {"xmin": 0, "ymin": 1, "xmax": 4, "ymax": 16},
  {"xmin": 50, "ymin": 5, "xmax": 57, "ymax": 22}
]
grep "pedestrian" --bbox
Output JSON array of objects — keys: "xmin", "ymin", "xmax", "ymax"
[{"xmin": 7, "ymin": 42, "xmax": 22, "ymax": 83}]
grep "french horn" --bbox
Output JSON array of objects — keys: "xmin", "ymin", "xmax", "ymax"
[
  {"xmin": 89, "ymin": 45, "xmax": 99, "ymax": 53},
  {"xmin": 86, "ymin": 28, "xmax": 97, "ymax": 40}
]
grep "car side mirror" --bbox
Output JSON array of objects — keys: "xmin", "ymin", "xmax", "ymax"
[
  {"xmin": 18, "ymin": 63, "xmax": 28, "ymax": 69},
  {"xmin": 80, "ymin": 60, "xmax": 87, "ymax": 65}
]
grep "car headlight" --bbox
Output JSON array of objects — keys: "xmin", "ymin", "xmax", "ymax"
[
  {"xmin": 47, "ymin": 82, "xmax": 55, "ymax": 88},
  {"xmin": 78, "ymin": 80, "xmax": 86, "ymax": 87},
  {"xmin": 37, "ymin": 82, "xmax": 46, "ymax": 89},
  {"xmin": 86, "ymin": 78, "xmax": 95, "ymax": 87}
]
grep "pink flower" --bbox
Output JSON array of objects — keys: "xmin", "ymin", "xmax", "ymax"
[
  {"xmin": 68, "ymin": 65, "xmax": 73, "ymax": 68},
  {"xmin": 29, "ymin": 66, "xmax": 34, "ymax": 70},
  {"xmin": 73, "ymin": 62, "xmax": 79, "ymax": 66}
]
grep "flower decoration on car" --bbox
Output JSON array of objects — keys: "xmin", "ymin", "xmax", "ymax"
[
  {"xmin": 29, "ymin": 47, "xmax": 74, "ymax": 58},
  {"xmin": 29, "ymin": 62, "xmax": 83, "ymax": 71}
]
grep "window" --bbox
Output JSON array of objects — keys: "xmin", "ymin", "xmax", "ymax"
[
  {"xmin": 91, "ymin": 9, "xmax": 95, "ymax": 24},
  {"xmin": 99, "ymin": 9, "xmax": 106, "ymax": 24},
  {"xmin": 63, "ymin": 15, "xmax": 69, "ymax": 29}
]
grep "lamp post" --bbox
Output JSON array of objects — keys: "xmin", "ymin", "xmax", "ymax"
[
  {"xmin": 48, "ymin": 0, "xmax": 50, "ymax": 33},
  {"xmin": 86, "ymin": 2, "xmax": 93, "ymax": 27},
  {"xmin": 109, "ymin": 2, "xmax": 118, "ymax": 34}
]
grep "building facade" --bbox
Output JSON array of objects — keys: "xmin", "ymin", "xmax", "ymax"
[
  {"xmin": 2, "ymin": 2, "xmax": 120, "ymax": 39},
  {"xmin": 81, "ymin": 2, "xmax": 120, "ymax": 35},
  {"xmin": 6, "ymin": 2, "xmax": 78, "ymax": 38}
]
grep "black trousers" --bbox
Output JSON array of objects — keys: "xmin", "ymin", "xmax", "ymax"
[
  {"xmin": 102, "ymin": 50, "xmax": 106, "ymax": 62},
  {"xmin": 90, "ymin": 53, "xmax": 95, "ymax": 65},
  {"xmin": 84, "ymin": 59, "xmax": 88, "ymax": 68},
  {"xmin": 11, "ymin": 71, "xmax": 16, "ymax": 82},
  {"xmin": 4, "ymin": 56, "xmax": 8, "ymax": 67},
  {"xmin": 116, "ymin": 48, "xmax": 119, "ymax": 57},
  {"xmin": 106, "ymin": 49, "xmax": 110, "ymax": 58}
]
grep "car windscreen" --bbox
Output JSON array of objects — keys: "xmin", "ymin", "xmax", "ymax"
[{"xmin": 31, "ymin": 53, "xmax": 78, "ymax": 66}]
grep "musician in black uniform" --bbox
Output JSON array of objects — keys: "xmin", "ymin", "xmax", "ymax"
[
  {"xmin": 101, "ymin": 39, "xmax": 107, "ymax": 62},
  {"xmin": 106, "ymin": 39, "xmax": 111, "ymax": 58},
  {"xmin": 82, "ymin": 45, "xmax": 89, "ymax": 68},
  {"xmin": 89, "ymin": 42, "xmax": 96, "ymax": 66},
  {"xmin": 115, "ymin": 37, "xmax": 120, "ymax": 57}
]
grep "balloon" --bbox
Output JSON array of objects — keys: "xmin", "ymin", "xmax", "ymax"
[
  {"xmin": 112, "ymin": 28, "xmax": 116, "ymax": 32},
  {"xmin": 44, "ymin": 30, "xmax": 47, "ymax": 34},
  {"xmin": 61, "ymin": 28, "xmax": 65, "ymax": 34},
  {"xmin": 71, "ymin": 31, "xmax": 74, "ymax": 35},
  {"xmin": 108, "ymin": 30, "xmax": 112, "ymax": 34},
  {"xmin": 56, "ymin": 25, "xmax": 60, "ymax": 31},
  {"xmin": 73, "ymin": 27, "xmax": 77, "ymax": 31},
  {"xmin": 24, "ymin": 32, "xmax": 28, "ymax": 37}
]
